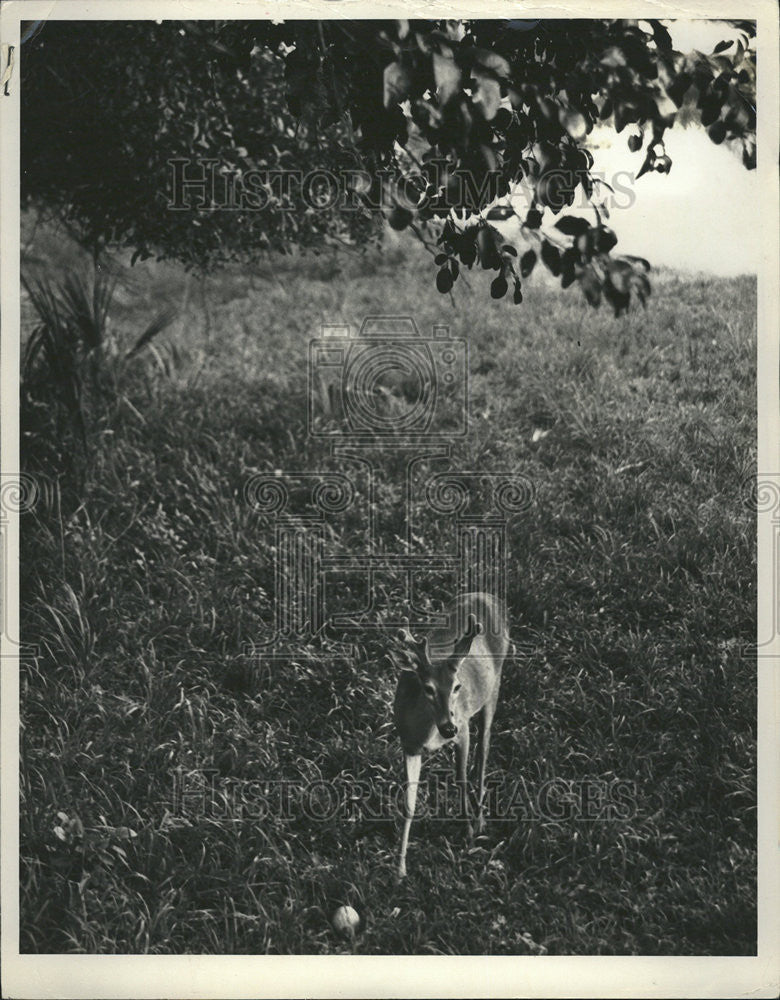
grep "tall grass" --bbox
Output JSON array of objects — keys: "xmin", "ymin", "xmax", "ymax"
[
  {"xmin": 21, "ymin": 256, "xmax": 176, "ymax": 478},
  {"xmin": 19, "ymin": 224, "xmax": 757, "ymax": 955}
]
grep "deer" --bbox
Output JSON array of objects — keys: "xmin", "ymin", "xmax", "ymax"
[{"xmin": 392, "ymin": 592, "xmax": 511, "ymax": 878}]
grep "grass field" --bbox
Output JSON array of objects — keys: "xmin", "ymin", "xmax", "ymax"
[{"xmin": 19, "ymin": 223, "xmax": 757, "ymax": 955}]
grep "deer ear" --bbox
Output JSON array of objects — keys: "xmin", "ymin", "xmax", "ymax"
[
  {"xmin": 452, "ymin": 614, "xmax": 483, "ymax": 659},
  {"xmin": 465, "ymin": 613, "xmax": 483, "ymax": 638},
  {"xmin": 415, "ymin": 637, "xmax": 430, "ymax": 672}
]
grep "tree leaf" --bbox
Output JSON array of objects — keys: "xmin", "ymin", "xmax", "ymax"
[
  {"xmin": 560, "ymin": 108, "xmax": 589, "ymax": 141},
  {"xmin": 650, "ymin": 21, "xmax": 673, "ymax": 50},
  {"xmin": 623, "ymin": 254, "xmax": 651, "ymax": 271},
  {"xmin": 594, "ymin": 226, "xmax": 617, "ymax": 253},
  {"xmin": 699, "ymin": 93, "xmax": 722, "ymax": 127},
  {"xmin": 472, "ymin": 48, "xmax": 511, "ymax": 78},
  {"xmin": 580, "ymin": 265, "xmax": 601, "ymax": 306},
  {"xmin": 520, "ymin": 249, "xmax": 537, "ymax": 277},
  {"xmin": 384, "ymin": 61, "xmax": 412, "ymax": 108},
  {"xmin": 490, "ymin": 274, "xmax": 508, "ymax": 298},
  {"xmin": 541, "ymin": 241, "xmax": 561, "ymax": 276},
  {"xmin": 667, "ymin": 71, "xmax": 693, "ymax": 108},
  {"xmin": 471, "ymin": 68, "xmax": 502, "ymax": 120},
  {"xmin": 525, "ymin": 209, "xmax": 543, "ymax": 230},
  {"xmin": 608, "ymin": 261, "xmax": 631, "ymax": 293},
  {"xmin": 486, "ymin": 205, "xmax": 514, "ymax": 221},
  {"xmin": 477, "ymin": 227, "xmax": 502, "ymax": 269},
  {"xmin": 433, "ymin": 51, "xmax": 461, "ymax": 105},
  {"xmin": 708, "ymin": 120, "xmax": 727, "ymax": 144},
  {"xmin": 459, "ymin": 240, "xmax": 477, "ymax": 267},
  {"xmin": 388, "ymin": 205, "xmax": 413, "ymax": 230},
  {"xmin": 436, "ymin": 266, "xmax": 453, "ymax": 293},
  {"xmin": 554, "ymin": 216, "xmax": 589, "ymax": 237}
]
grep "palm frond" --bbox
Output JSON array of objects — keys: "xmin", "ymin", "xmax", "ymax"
[
  {"xmin": 125, "ymin": 306, "xmax": 178, "ymax": 359},
  {"xmin": 59, "ymin": 267, "xmax": 116, "ymax": 352}
]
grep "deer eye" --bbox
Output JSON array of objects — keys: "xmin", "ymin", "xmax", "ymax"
[
  {"xmin": 453, "ymin": 683, "xmax": 462, "ymax": 694},
  {"xmin": 424, "ymin": 684, "xmax": 436, "ymax": 697}
]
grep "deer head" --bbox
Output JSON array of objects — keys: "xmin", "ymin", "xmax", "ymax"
[{"xmin": 396, "ymin": 615, "xmax": 483, "ymax": 739}]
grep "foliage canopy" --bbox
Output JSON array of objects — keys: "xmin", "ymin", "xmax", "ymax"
[{"xmin": 21, "ymin": 18, "xmax": 756, "ymax": 312}]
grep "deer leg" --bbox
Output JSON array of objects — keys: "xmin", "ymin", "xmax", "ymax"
[
  {"xmin": 398, "ymin": 753, "xmax": 421, "ymax": 879},
  {"xmin": 454, "ymin": 723, "xmax": 472, "ymax": 840},
  {"xmin": 476, "ymin": 696, "xmax": 497, "ymax": 835}
]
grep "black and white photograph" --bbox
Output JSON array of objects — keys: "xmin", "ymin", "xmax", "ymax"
[{"xmin": 1, "ymin": 1, "xmax": 778, "ymax": 997}]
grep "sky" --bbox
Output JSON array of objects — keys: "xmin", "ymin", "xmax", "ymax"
[
  {"xmin": 587, "ymin": 124, "xmax": 758, "ymax": 276},
  {"xmin": 494, "ymin": 20, "xmax": 759, "ymax": 276},
  {"xmin": 587, "ymin": 20, "xmax": 758, "ymax": 276}
]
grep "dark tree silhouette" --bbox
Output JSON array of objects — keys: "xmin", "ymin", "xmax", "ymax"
[{"xmin": 21, "ymin": 18, "xmax": 756, "ymax": 312}]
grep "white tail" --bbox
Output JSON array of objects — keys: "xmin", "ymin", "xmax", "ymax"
[{"xmin": 392, "ymin": 592, "xmax": 511, "ymax": 878}]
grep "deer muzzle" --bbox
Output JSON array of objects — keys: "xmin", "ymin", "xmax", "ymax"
[{"xmin": 437, "ymin": 720, "xmax": 458, "ymax": 739}]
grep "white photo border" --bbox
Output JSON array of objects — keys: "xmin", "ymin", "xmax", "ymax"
[{"xmin": 1, "ymin": 2, "xmax": 778, "ymax": 997}]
